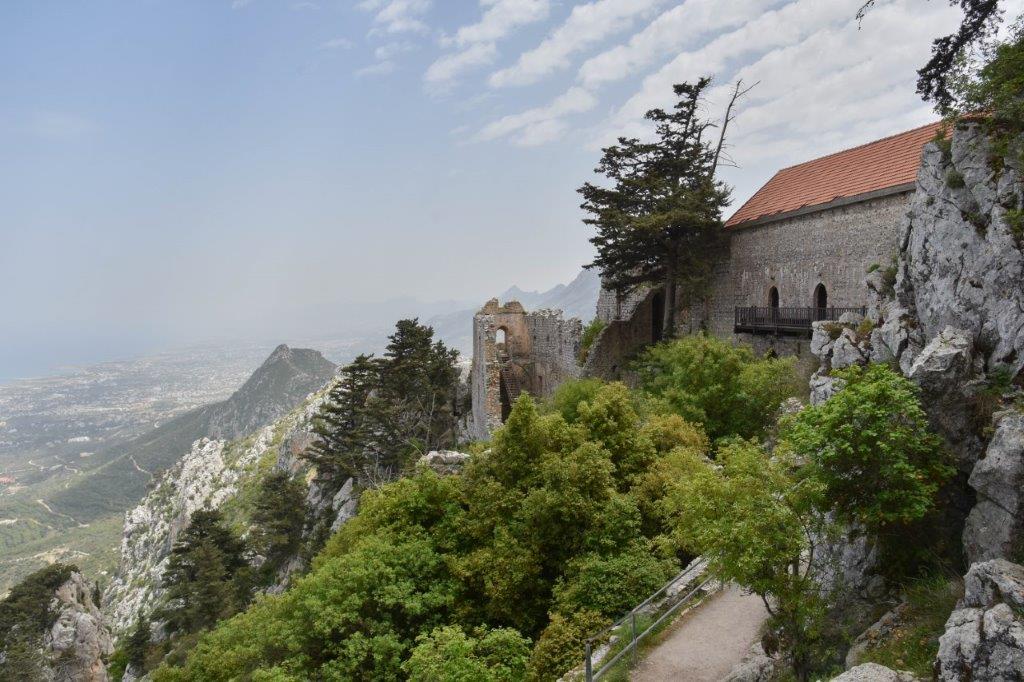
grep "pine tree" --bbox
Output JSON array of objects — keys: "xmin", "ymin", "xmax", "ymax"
[
  {"xmin": 124, "ymin": 614, "xmax": 151, "ymax": 669},
  {"xmin": 306, "ymin": 353, "xmax": 380, "ymax": 482},
  {"xmin": 580, "ymin": 79, "xmax": 734, "ymax": 337},
  {"xmin": 250, "ymin": 470, "xmax": 307, "ymax": 571},
  {"xmin": 160, "ymin": 509, "xmax": 247, "ymax": 634}
]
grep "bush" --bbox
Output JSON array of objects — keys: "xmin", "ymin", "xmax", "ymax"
[
  {"xmin": 0, "ymin": 562, "xmax": 76, "ymax": 645},
  {"xmin": 404, "ymin": 625, "xmax": 531, "ymax": 682},
  {"xmin": 635, "ymin": 334, "xmax": 798, "ymax": 440},
  {"xmin": 553, "ymin": 542, "xmax": 676, "ymax": 619},
  {"xmin": 546, "ymin": 378, "xmax": 607, "ymax": 424},
  {"xmin": 578, "ymin": 318, "xmax": 607, "ymax": 365},
  {"xmin": 946, "ymin": 168, "xmax": 965, "ymax": 188},
  {"xmin": 526, "ymin": 610, "xmax": 607, "ymax": 682},
  {"xmin": 781, "ymin": 364, "xmax": 952, "ymax": 533}
]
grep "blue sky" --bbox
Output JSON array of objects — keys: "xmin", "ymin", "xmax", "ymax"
[{"xmin": 2, "ymin": 0, "xmax": 1012, "ymax": 379}]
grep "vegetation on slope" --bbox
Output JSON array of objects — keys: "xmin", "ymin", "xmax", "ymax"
[{"xmin": 148, "ymin": 334, "xmax": 797, "ymax": 681}]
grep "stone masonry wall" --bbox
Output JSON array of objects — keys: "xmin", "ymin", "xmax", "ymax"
[
  {"xmin": 470, "ymin": 299, "xmax": 582, "ymax": 439},
  {"xmin": 697, "ymin": 192, "xmax": 912, "ymax": 338}
]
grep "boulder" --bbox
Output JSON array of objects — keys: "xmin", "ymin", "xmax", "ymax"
[
  {"xmin": 845, "ymin": 602, "xmax": 911, "ymax": 669},
  {"xmin": 963, "ymin": 411, "xmax": 1024, "ymax": 564},
  {"xmin": 831, "ymin": 663, "xmax": 920, "ymax": 682},
  {"xmin": 936, "ymin": 559, "xmax": 1024, "ymax": 681},
  {"xmin": 43, "ymin": 572, "xmax": 114, "ymax": 682},
  {"xmin": 417, "ymin": 450, "xmax": 471, "ymax": 476},
  {"xmin": 724, "ymin": 642, "xmax": 777, "ymax": 682}
]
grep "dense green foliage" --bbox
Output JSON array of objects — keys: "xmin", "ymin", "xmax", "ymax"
[
  {"xmin": 667, "ymin": 441, "xmax": 831, "ymax": 681},
  {"xmin": 580, "ymin": 79, "xmax": 730, "ymax": 336},
  {"xmin": 782, "ymin": 364, "xmax": 951, "ymax": 532},
  {"xmin": 635, "ymin": 334, "xmax": 798, "ymax": 440},
  {"xmin": 307, "ymin": 319, "xmax": 460, "ymax": 488},
  {"xmin": 158, "ymin": 509, "xmax": 249, "ymax": 636},
  {"xmin": 955, "ymin": 17, "xmax": 1024, "ymax": 130},
  {"xmin": 249, "ymin": 470, "xmax": 307, "ymax": 575},
  {"xmin": 153, "ymin": 384, "xmax": 702, "ymax": 681},
  {"xmin": 404, "ymin": 625, "xmax": 531, "ymax": 682}
]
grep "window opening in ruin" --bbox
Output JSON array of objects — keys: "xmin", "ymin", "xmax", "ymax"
[
  {"xmin": 499, "ymin": 374, "xmax": 512, "ymax": 422},
  {"xmin": 769, "ymin": 286, "xmax": 780, "ymax": 308},
  {"xmin": 496, "ymin": 327, "xmax": 508, "ymax": 360},
  {"xmin": 651, "ymin": 290, "xmax": 666, "ymax": 343}
]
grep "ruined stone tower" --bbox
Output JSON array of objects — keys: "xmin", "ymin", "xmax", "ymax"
[{"xmin": 469, "ymin": 299, "xmax": 582, "ymax": 439}]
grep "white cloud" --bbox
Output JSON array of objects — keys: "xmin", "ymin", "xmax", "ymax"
[
  {"xmin": 488, "ymin": 0, "xmax": 669, "ymax": 88},
  {"xmin": 425, "ymin": 42, "xmax": 498, "ymax": 90},
  {"xmin": 576, "ymin": 0, "xmax": 785, "ymax": 88},
  {"xmin": 475, "ymin": 86, "xmax": 597, "ymax": 145},
  {"xmin": 231, "ymin": 0, "xmax": 254, "ymax": 8},
  {"xmin": 425, "ymin": 0, "xmax": 550, "ymax": 91},
  {"xmin": 355, "ymin": 60, "xmax": 398, "ymax": 77},
  {"xmin": 358, "ymin": 0, "xmax": 432, "ymax": 35}
]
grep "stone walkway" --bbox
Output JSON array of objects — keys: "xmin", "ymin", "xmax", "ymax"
[{"xmin": 630, "ymin": 584, "xmax": 769, "ymax": 682}]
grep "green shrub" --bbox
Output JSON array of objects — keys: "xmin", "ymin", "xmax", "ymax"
[
  {"xmin": 635, "ymin": 334, "xmax": 799, "ymax": 441},
  {"xmin": 1006, "ymin": 208, "xmax": 1024, "ymax": 246},
  {"xmin": 946, "ymin": 168, "xmax": 965, "ymax": 189},
  {"xmin": 546, "ymin": 378, "xmax": 607, "ymax": 424},
  {"xmin": 578, "ymin": 318, "xmax": 607, "ymax": 365},
  {"xmin": 405, "ymin": 625, "xmax": 531, "ymax": 682},
  {"xmin": 553, "ymin": 542, "xmax": 676, "ymax": 619},
  {"xmin": 781, "ymin": 364, "xmax": 952, "ymax": 533},
  {"xmin": 0, "ymin": 562, "xmax": 76, "ymax": 645},
  {"xmin": 526, "ymin": 610, "xmax": 607, "ymax": 682}
]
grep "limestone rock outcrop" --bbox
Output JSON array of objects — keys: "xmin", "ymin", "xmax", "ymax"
[
  {"xmin": 937, "ymin": 559, "xmax": 1024, "ymax": 681},
  {"xmin": 42, "ymin": 571, "xmax": 114, "ymax": 682},
  {"xmin": 831, "ymin": 663, "xmax": 920, "ymax": 682},
  {"xmin": 103, "ymin": 384, "xmax": 339, "ymax": 633},
  {"xmin": 964, "ymin": 410, "xmax": 1024, "ymax": 564},
  {"xmin": 417, "ymin": 450, "xmax": 471, "ymax": 476}
]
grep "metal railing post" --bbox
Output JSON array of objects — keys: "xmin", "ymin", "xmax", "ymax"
[
  {"xmin": 585, "ymin": 640, "xmax": 593, "ymax": 682},
  {"xmin": 630, "ymin": 612, "xmax": 637, "ymax": 665}
]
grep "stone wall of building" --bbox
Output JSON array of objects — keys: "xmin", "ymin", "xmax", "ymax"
[
  {"xmin": 696, "ymin": 192, "xmax": 912, "ymax": 338},
  {"xmin": 584, "ymin": 288, "xmax": 660, "ymax": 382},
  {"xmin": 469, "ymin": 299, "xmax": 582, "ymax": 439}
]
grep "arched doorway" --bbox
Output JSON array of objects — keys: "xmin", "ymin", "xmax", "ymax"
[
  {"xmin": 651, "ymin": 290, "xmax": 666, "ymax": 343},
  {"xmin": 495, "ymin": 327, "xmax": 509, "ymax": 359},
  {"xmin": 768, "ymin": 286, "xmax": 780, "ymax": 309},
  {"xmin": 814, "ymin": 283, "xmax": 828, "ymax": 309}
]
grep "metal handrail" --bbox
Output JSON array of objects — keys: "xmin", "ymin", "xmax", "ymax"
[
  {"xmin": 733, "ymin": 306, "xmax": 866, "ymax": 336},
  {"xmin": 582, "ymin": 560, "xmax": 710, "ymax": 681}
]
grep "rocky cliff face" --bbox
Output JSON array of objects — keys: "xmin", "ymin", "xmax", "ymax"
[
  {"xmin": 809, "ymin": 122, "xmax": 1024, "ymax": 674},
  {"xmin": 102, "ymin": 381, "xmax": 350, "ymax": 634},
  {"xmin": 43, "ymin": 571, "xmax": 113, "ymax": 682}
]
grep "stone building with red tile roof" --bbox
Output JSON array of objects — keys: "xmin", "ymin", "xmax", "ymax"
[{"xmin": 584, "ymin": 122, "xmax": 943, "ymax": 378}]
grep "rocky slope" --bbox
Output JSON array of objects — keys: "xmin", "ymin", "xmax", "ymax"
[
  {"xmin": 42, "ymin": 571, "xmax": 114, "ymax": 682},
  {"xmin": 101, "ymin": 380, "xmax": 352, "ymax": 634},
  {"xmin": 809, "ymin": 121, "xmax": 1024, "ymax": 678},
  {"xmin": 47, "ymin": 345, "xmax": 336, "ymax": 525}
]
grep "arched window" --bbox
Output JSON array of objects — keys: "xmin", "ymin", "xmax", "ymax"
[
  {"xmin": 495, "ymin": 328, "xmax": 509, "ymax": 359},
  {"xmin": 769, "ymin": 286, "xmax": 780, "ymax": 308},
  {"xmin": 495, "ymin": 328, "xmax": 506, "ymax": 345},
  {"xmin": 814, "ymin": 283, "xmax": 828, "ymax": 310}
]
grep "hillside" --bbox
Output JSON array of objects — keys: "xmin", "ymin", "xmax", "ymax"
[{"xmin": 0, "ymin": 345, "xmax": 335, "ymax": 595}]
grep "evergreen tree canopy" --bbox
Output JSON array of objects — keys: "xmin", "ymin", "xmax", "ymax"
[
  {"xmin": 307, "ymin": 319, "xmax": 460, "ymax": 487},
  {"xmin": 250, "ymin": 470, "xmax": 308, "ymax": 570},
  {"xmin": 160, "ymin": 509, "xmax": 247, "ymax": 635},
  {"xmin": 580, "ymin": 78, "xmax": 732, "ymax": 337}
]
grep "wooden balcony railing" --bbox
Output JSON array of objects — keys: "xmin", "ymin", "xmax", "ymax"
[{"xmin": 734, "ymin": 306, "xmax": 866, "ymax": 336}]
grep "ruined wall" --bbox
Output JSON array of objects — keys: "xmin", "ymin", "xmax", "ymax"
[
  {"xmin": 470, "ymin": 299, "xmax": 582, "ymax": 439},
  {"xmin": 584, "ymin": 288, "xmax": 660, "ymax": 382}
]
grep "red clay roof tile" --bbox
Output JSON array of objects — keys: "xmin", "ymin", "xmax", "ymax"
[{"xmin": 724, "ymin": 121, "xmax": 943, "ymax": 228}]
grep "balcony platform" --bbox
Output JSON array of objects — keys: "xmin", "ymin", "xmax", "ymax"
[{"xmin": 734, "ymin": 306, "xmax": 866, "ymax": 337}]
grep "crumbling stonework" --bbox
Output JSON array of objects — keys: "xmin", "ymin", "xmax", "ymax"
[{"xmin": 469, "ymin": 299, "xmax": 582, "ymax": 439}]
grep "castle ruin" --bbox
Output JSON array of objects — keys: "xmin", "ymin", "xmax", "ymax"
[{"xmin": 468, "ymin": 299, "xmax": 582, "ymax": 439}]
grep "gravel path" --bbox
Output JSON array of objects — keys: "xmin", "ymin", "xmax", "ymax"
[{"xmin": 630, "ymin": 584, "xmax": 769, "ymax": 682}]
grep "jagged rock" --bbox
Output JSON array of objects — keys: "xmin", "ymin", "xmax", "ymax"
[
  {"xmin": 723, "ymin": 642, "xmax": 777, "ymax": 682},
  {"xmin": 417, "ymin": 450, "xmax": 471, "ymax": 476},
  {"xmin": 937, "ymin": 559, "xmax": 1024, "ymax": 681},
  {"xmin": 831, "ymin": 663, "xmax": 920, "ymax": 682},
  {"xmin": 845, "ymin": 602, "xmax": 911, "ymax": 669},
  {"xmin": 814, "ymin": 524, "xmax": 890, "ymax": 626},
  {"xmin": 964, "ymin": 411, "xmax": 1024, "ymax": 564},
  {"xmin": 329, "ymin": 478, "xmax": 358, "ymax": 533},
  {"xmin": 832, "ymin": 330, "xmax": 868, "ymax": 370},
  {"xmin": 42, "ymin": 571, "xmax": 114, "ymax": 682},
  {"xmin": 809, "ymin": 372, "xmax": 844, "ymax": 406},
  {"xmin": 901, "ymin": 124, "xmax": 1024, "ymax": 379},
  {"xmin": 104, "ymin": 386, "xmax": 334, "ymax": 634},
  {"xmin": 906, "ymin": 327, "xmax": 974, "ymax": 393}
]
